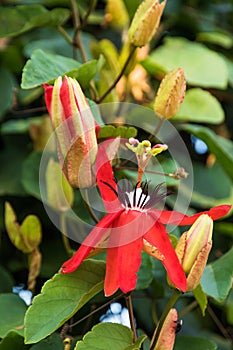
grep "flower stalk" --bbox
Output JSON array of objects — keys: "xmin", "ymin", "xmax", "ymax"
[
  {"xmin": 125, "ymin": 293, "xmax": 137, "ymax": 343},
  {"xmin": 96, "ymin": 45, "xmax": 137, "ymax": 103}
]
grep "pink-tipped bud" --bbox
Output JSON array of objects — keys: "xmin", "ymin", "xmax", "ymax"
[
  {"xmin": 176, "ymin": 214, "xmax": 213, "ymax": 291},
  {"xmin": 153, "ymin": 308, "xmax": 178, "ymax": 350},
  {"xmin": 128, "ymin": 0, "xmax": 166, "ymax": 47},
  {"xmin": 154, "ymin": 68, "xmax": 186, "ymax": 119},
  {"xmin": 44, "ymin": 76, "xmax": 98, "ymax": 188}
]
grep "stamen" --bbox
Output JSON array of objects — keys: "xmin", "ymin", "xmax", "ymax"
[
  {"xmin": 101, "ymin": 180, "xmax": 118, "ymax": 197},
  {"xmin": 137, "ymin": 187, "xmax": 144, "ymax": 207},
  {"xmin": 117, "ymin": 181, "xmax": 127, "ymax": 206},
  {"xmin": 139, "ymin": 183, "xmax": 150, "ymax": 208},
  {"xmin": 124, "ymin": 192, "xmax": 132, "ymax": 208},
  {"xmin": 101, "ymin": 179, "xmax": 172, "ymax": 211},
  {"xmin": 133, "ymin": 185, "xmax": 137, "ymax": 207}
]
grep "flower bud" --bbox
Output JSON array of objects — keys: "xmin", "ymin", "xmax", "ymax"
[
  {"xmin": 154, "ymin": 68, "xmax": 186, "ymax": 119},
  {"xmin": 153, "ymin": 308, "xmax": 178, "ymax": 350},
  {"xmin": 128, "ymin": 0, "xmax": 166, "ymax": 47},
  {"xmin": 176, "ymin": 214, "xmax": 213, "ymax": 291},
  {"xmin": 44, "ymin": 76, "xmax": 98, "ymax": 188},
  {"xmin": 105, "ymin": 0, "xmax": 129, "ymax": 30},
  {"xmin": 46, "ymin": 158, "xmax": 74, "ymax": 212}
]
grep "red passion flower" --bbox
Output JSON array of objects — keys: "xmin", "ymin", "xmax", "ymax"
[{"xmin": 61, "ymin": 150, "xmax": 231, "ymax": 296}]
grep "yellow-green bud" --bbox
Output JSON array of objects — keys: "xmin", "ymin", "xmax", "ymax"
[
  {"xmin": 5, "ymin": 202, "xmax": 42, "ymax": 254},
  {"xmin": 176, "ymin": 214, "xmax": 213, "ymax": 291},
  {"xmin": 154, "ymin": 68, "xmax": 186, "ymax": 119},
  {"xmin": 128, "ymin": 0, "xmax": 166, "ymax": 47},
  {"xmin": 105, "ymin": 0, "xmax": 129, "ymax": 30}
]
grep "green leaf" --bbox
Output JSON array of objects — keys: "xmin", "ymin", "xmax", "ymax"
[
  {"xmin": 24, "ymin": 259, "xmax": 105, "ymax": 344},
  {"xmin": 201, "ymin": 247, "xmax": 233, "ymax": 302},
  {"xmin": 221, "ymin": 55, "xmax": 233, "ymax": 88},
  {"xmin": 21, "ymin": 49, "xmax": 80, "ymax": 89},
  {"xmin": 143, "ymin": 37, "xmax": 228, "ymax": 89},
  {"xmin": 192, "ymin": 161, "xmax": 231, "ymax": 201},
  {"xmin": 30, "ymin": 333, "xmax": 63, "ymax": 350},
  {"xmin": 186, "ymin": 161, "xmax": 233, "ymax": 209},
  {"xmin": 0, "ymin": 265, "xmax": 15, "ymax": 293},
  {"xmin": 1, "ymin": 117, "xmax": 42, "ymax": 135},
  {"xmin": 136, "ymin": 252, "xmax": 154, "ymax": 290},
  {"xmin": 0, "ymin": 5, "xmax": 70, "ymax": 37},
  {"xmin": 75, "ymin": 323, "xmax": 146, "ymax": 350},
  {"xmin": 215, "ymin": 222, "xmax": 233, "ymax": 239},
  {"xmin": 193, "ymin": 284, "xmax": 208, "ymax": 316},
  {"xmin": 0, "ymin": 135, "xmax": 30, "ymax": 196},
  {"xmin": 174, "ymin": 88, "xmax": 224, "ymax": 124},
  {"xmin": 0, "ymin": 294, "xmax": 27, "ymax": 338},
  {"xmin": 21, "ymin": 151, "xmax": 42, "ymax": 200},
  {"xmin": 197, "ymin": 32, "xmax": 233, "ymax": 49},
  {"xmin": 21, "ymin": 49, "xmax": 98, "ymax": 89},
  {"xmin": 0, "ymin": 69, "xmax": 15, "ymax": 121},
  {"xmin": 91, "ymin": 39, "xmax": 120, "ymax": 77},
  {"xmin": 67, "ymin": 59, "xmax": 99, "ymax": 88},
  {"xmin": 180, "ymin": 124, "xmax": 233, "ymax": 182},
  {"xmin": 174, "ymin": 336, "xmax": 217, "ymax": 350},
  {"xmin": 0, "ymin": 331, "xmax": 28, "ymax": 350}
]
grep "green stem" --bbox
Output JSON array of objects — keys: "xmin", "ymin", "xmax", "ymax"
[
  {"xmin": 207, "ymin": 305, "xmax": 232, "ymax": 340},
  {"xmin": 150, "ymin": 290, "xmax": 181, "ymax": 350},
  {"xmin": 69, "ymin": 0, "xmax": 97, "ymax": 99},
  {"xmin": 82, "ymin": 189, "xmax": 99, "ymax": 224},
  {"xmin": 79, "ymin": 0, "xmax": 97, "ymax": 29},
  {"xmin": 125, "ymin": 293, "xmax": 137, "ymax": 343},
  {"xmin": 57, "ymin": 25, "xmax": 73, "ymax": 46},
  {"xmin": 96, "ymin": 45, "xmax": 137, "ymax": 103},
  {"xmin": 60, "ymin": 212, "xmax": 73, "ymax": 256},
  {"xmin": 148, "ymin": 117, "xmax": 165, "ymax": 142},
  {"xmin": 179, "ymin": 300, "xmax": 197, "ymax": 318},
  {"xmin": 69, "ymin": 292, "xmax": 125, "ymax": 328},
  {"xmin": 70, "ymin": 0, "xmax": 87, "ymax": 62}
]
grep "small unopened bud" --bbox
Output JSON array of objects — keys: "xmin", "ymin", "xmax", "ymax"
[
  {"xmin": 170, "ymin": 167, "xmax": 189, "ymax": 180},
  {"xmin": 176, "ymin": 214, "xmax": 213, "ymax": 291},
  {"xmin": 129, "ymin": 137, "xmax": 140, "ymax": 146},
  {"xmin": 105, "ymin": 0, "xmax": 129, "ymax": 30},
  {"xmin": 126, "ymin": 139, "xmax": 168, "ymax": 170},
  {"xmin": 46, "ymin": 158, "xmax": 74, "ymax": 212},
  {"xmin": 154, "ymin": 68, "xmax": 186, "ymax": 119},
  {"xmin": 128, "ymin": 0, "xmax": 166, "ymax": 47},
  {"xmin": 153, "ymin": 308, "xmax": 178, "ymax": 350},
  {"xmin": 149, "ymin": 143, "xmax": 168, "ymax": 156}
]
